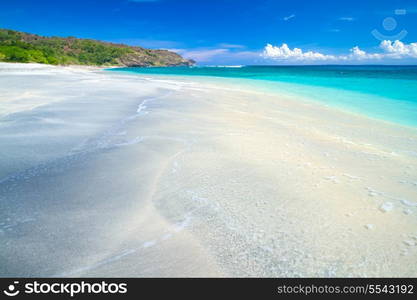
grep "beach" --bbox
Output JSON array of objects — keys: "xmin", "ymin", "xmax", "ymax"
[{"xmin": 0, "ymin": 62, "xmax": 416, "ymax": 277}]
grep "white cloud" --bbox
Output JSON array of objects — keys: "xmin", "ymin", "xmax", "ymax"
[
  {"xmin": 164, "ymin": 41, "xmax": 417, "ymax": 64},
  {"xmin": 169, "ymin": 48, "xmax": 230, "ymax": 62},
  {"xmin": 349, "ymin": 46, "xmax": 367, "ymax": 59},
  {"xmin": 380, "ymin": 40, "xmax": 417, "ymax": 58},
  {"xmin": 165, "ymin": 47, "xmax": 260, "ymax": 64},
  {"xmin": 283, "ymin": 14, "xmax": 295, "ymax": 21},
  {"xmin": 263, "ymin": 40, "xmax": 417, "ymax": 62},
  {"xmin": 263, "ymin": 44, "xmax": 336, "ymax": 61},
  {"xmin": 339, "ymin": 17, "xmax": 355, "ymax": 21},
  {"xmin": 218, "ymin": 43, "xmax": 246, "ymax": 49},
  {"xmin": 348, "ymin": 46, "xmax": 383, "ymax": 60}
]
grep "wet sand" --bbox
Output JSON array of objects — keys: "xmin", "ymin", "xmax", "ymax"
[{"xmin": 0, "ymin": 63, "xmax": 416, "ymax": 277}]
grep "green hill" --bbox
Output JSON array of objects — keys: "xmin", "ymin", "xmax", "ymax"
[{"xmin": 0, "ymin": 29, "xmax": 195, "ymax": 67}]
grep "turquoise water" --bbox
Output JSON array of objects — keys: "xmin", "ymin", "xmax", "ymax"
[{"xmin": 109, "ymin": 66, "xmax": 417, "ymax": 127}]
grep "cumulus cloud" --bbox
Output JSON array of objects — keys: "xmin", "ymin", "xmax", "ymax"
[
  {"xmin": 263, "ymin": 40, "xmax": 417, "ymax": 62},
  {"xmin": 380, "ymin": 40, "xmax": 417, "ymax": 58},
  {"xmin": 348, "ymin": 46, "xmax": 383, "ymax": 60},
  {"xmin": 166, "ymin": 41, "xmax": 417, "ymax": 64},
  {"xmin": 263, "ymin": 44, "xmax": 336, "ymax": 61}
]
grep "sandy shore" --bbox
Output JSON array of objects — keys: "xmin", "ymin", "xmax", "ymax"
[{"xmin": 0, "ymin": 63, "xmax": 416, "ymax": 277}]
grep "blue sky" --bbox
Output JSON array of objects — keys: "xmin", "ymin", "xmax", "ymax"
[{"xmin": 1, "ymin": 0, "xmax": 417, "ymax": 64}]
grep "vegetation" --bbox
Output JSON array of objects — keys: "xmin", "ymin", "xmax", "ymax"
[{"xmin": 0, "ymin": 29, "xmax": 194, "ymax": 67}]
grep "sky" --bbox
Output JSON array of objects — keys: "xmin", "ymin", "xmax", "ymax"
[{"xmin": 1, "ymin": 0, "xmax": 417, "ymax": 65}]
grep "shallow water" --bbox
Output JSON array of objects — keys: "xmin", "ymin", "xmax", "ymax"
[{"xmin": 110, "ymin": 65, "xmax": 417, "ymax": 127}]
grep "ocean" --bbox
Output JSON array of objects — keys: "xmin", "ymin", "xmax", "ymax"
[{"xmin": 109, "ymin": 65, "xmax": 417, "ymax": 127}]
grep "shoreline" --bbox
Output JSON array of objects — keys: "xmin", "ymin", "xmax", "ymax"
[
  {"xmin": 0, "ymin": 63, "xmax": 416, "ymax": 277},
  {"xmin": 106, "ymin": 67, "xmax": 417, "ymax": 130},
  {"xmin": 3, "ymin": 62, "xmax": 417, "ymax": 131},
  {"xmin": 106, "ymin": 68, "xmax": 417, "ymax": 132}
]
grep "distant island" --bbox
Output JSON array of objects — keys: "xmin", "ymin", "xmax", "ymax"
[{"xmin": 0, "ymin": 29, "xmax": 195, "ymax": 67}]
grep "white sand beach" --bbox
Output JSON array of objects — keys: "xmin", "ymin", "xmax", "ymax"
[{"xmin": 0, "ymin": 63, "xmax": 416, "ymax": 277}]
